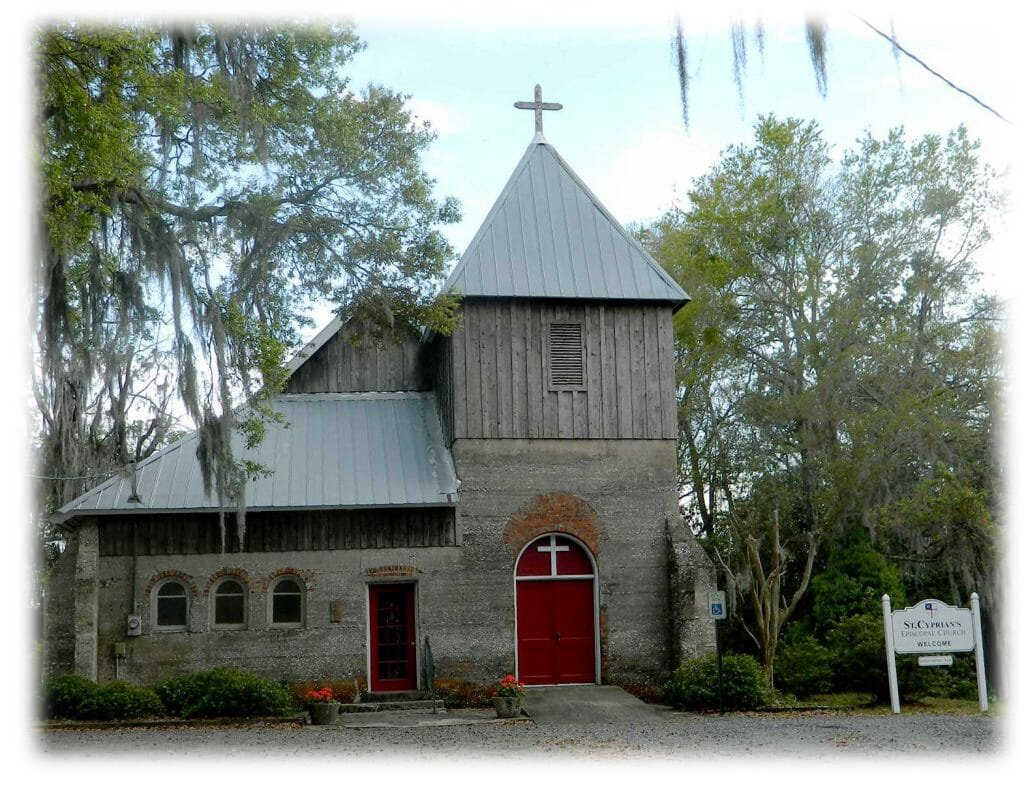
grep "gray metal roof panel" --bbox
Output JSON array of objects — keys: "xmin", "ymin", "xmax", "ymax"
[
  {"xmin": 54, "ymin": 393, "xmax": 459, "ymax": 521},
  {"xmin": 443, "ymin": 135, "xmax": 689, "ymax": 308}
]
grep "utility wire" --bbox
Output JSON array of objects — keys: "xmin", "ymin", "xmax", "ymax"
[{"xmin": 852, "ymin": 12, "xmax": 1011, "ymax": 125}]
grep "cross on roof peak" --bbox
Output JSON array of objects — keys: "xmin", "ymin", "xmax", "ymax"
[{"xmin": 514, "ymin": 84, "xmax": 562, "ymax": 134}]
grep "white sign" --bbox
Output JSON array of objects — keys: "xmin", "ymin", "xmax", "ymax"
[
  {"xmin": 882, "ymin": 593, "xmax": 988, "ymax": 715},
  {"xmin": 890, "ymin": 599, "xmax": 975, "ymax": 653},
  {"xmin": 708, "ymin": 591, "xmax": 727, "ymax": 620},
  {"xmin": 918, "ymin": 655, "xmax": 954, "ymax": 667}
]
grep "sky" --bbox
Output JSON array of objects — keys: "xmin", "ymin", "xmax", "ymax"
[{"xmin": 7, "ymin": 0, "xmax": 1023, "ymax": 784}]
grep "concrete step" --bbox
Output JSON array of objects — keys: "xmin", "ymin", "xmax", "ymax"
[
  {"xmin": 357, "ymin": 690, "xmax": 432, "ymax": 703},
  {"xmin": 339, "ymin": 700, "xmax": 446, "ymax": 713}
]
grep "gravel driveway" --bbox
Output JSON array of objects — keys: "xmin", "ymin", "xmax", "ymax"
[{"xmin": 36, "ymin": 712, "xmax": 1002, "ymax": 761}]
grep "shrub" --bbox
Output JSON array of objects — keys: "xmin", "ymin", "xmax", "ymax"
[
  {"xmin": 663, "ymin": 653, "xmax": 770, "ymax": 711},
  {"xmin": 288, "ymin": 679, "xmax": 361, "ymax": 708},
  {"xmin": 826, "ymin": 614, "xmax": 887, "ymax": 699},
  {"xmin": 811, "ymin": 541, "xmax": 905, "ymax": 630},
  {"xmin": 899, "ymin": 654, "xmax": 980, "ymax": 700},
  {"xmin": 42, "ymin": 676, "xmax": 163, "ymax": 721},
  {"xmin": 155, "ymin": 668, "xmax": 293, "ymax": 718},
  {"xmin": 41, "ymin": 675, "xmax": 99, "ymax": 719},
  {"xmin": 774, "ymin": 637, "xmax": 834, "ymax": 698},
  {"xmin": 77, "ymin": 681, "xmax": 164, "ymax": 721},
  {"xmin": 431, "ymin": 678, "xmax": 492, "ymax": 708}
]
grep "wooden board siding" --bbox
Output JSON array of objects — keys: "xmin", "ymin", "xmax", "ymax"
[
  {"xmin": 97, "ymin": 508, "xmax": 457, "ymax": 556},
  {"xmin": 446, "ymin": 299, "xmax": 678, "ymax": 441},
  {"xmin": 286, "ymin": 321, "xmax": 430, "ymax": 394}
]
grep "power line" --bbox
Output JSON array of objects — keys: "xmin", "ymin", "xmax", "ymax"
[{"xmin": 852, "ymin": 13, "xmax": 1011, "ymax": 125}]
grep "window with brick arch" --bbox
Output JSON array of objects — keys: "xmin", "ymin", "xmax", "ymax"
[
  {"xmin": 269, "ymin": 577, "xmax": 304, "ymax": 627},
  {"xmin": 153, "ymin": 579, "xmax": 189, "ymax": 632},
  {"xmin": 212, "ymin": 578, "xmax": 247, "ymax": 629}
]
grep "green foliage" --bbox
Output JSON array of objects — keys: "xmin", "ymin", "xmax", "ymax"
[
  {"xmin": 663, "ymin": 654, "xmax": 770, "ymax": 711},
  {"xmin": 825, "ymin": 614, "xmax": 888, "ymax": 699},
  {"xmin": 77, "ymin": 681, "xmax": 164, "ymax": 721},
  {"xmin": 41, "ymin": 675, "xmax": 99, "ymax": 719},
  {"xmin": 647, "ymin": 115, "xmax": 1002, "ymax": 682},
  {"xmin": 774, "ymin": 637, "xmax": 834, "ymax": 697},
  {"xmin": 897, "ymin": 655, "xmax": 981, "ymax": 700},
  {"xmin": 155, "ymin": 667, "xmax": 293, "ymax": 718},
  {"xmin": 811, "ymin": 540, "xmax": 906, "ymax": 631},
  {"xmin": 42, "ymin": 676, "xmax": 163, "ymax": 720}
]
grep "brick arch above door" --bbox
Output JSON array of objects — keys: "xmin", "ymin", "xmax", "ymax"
[{"xmin": 502, "ymin": 492, "xmax": 601, "ymax": 558}]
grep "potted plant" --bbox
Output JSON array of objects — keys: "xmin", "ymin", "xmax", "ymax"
[
  {"xmin": 491, "ymin": 675, "xmax": 526, "ymax": 718},
  {"xmin": 305, "ymin": 687, "xmax": 340, "ymax": 725}
]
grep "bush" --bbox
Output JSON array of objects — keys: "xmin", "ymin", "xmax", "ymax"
[
  {"xmin": 41, "ymin": 676, "xmax": 163, "ymax": 721},
  {"xmin": 431, "ymin": 678, "xmax": 492, "ymax": 708},
  {"xmin": 826, "ymin": 614, "xmax": 887, "ymax": 699},
  {"xmin": 811, "ymin": 541, "xmax": 905, "ymax": 631},
  {"xmin": 77, "ymin": 681, "xmax": 164, "ymax": 721},
  {"xmin": 899, "ymin": 654, "xmax": 980, "ymax": 700},
  {"xmin": 155, "ymin": 668, "xmax": 293, "ymax": 718},
  {"xmin": 774, "ymin": 637, "xmax": 834, "ymax": 698},
  {"xmin": 41, "ymin": 675, "xmax": 99, "ymax": 719},
  {"xmin": 663, "ymin": 654, "xmax": 770, "ymax": 711}
]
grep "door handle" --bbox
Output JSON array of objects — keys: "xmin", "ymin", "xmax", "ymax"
[{"xmin": 555, "ymin": 632, "xmax": 561, "ymax": 644}]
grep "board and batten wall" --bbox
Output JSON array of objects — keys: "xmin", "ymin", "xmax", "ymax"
[
  {"xmin": 286, "ymin": 320, "xmax": 430, "ymax": 394},
  {"xmin": 437, "ymin": 299, "xmax": 678, "ymax": 442}
]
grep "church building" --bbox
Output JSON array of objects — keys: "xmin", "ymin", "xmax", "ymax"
[{"xmin": 42, "ymin": 91, "xmax": 716, "ymax": 691}]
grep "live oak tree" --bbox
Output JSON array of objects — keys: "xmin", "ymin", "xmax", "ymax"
[
  {"xmin": 34, "ymin": 23, "xmax": 460, "ymax": 551},
  {"xmin": 649, "ymin": 117, "xmax": 1002, "ymax": 684}
]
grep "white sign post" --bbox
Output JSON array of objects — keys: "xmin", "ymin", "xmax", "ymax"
[{"xmin": 882, "ymin": 593, "xmax": 988, "ymax": 714}]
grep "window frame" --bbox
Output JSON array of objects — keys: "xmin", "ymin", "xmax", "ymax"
[
  {"xmin": 210, "ymin": 577, "xmax": 248, "ymax": 630},
  {"xmin": 151, "ymin": 578, "xmax": 190, "ymax": 633},
  {"xmin": 267, "ymin": 575, "xmax": 305, "ymax": 628}
]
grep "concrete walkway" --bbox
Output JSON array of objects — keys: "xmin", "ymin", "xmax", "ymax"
[{"xmin": 522, "ymin": 685, "xmax": 668, "ymax": 724}]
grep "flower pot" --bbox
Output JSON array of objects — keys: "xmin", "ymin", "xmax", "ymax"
[
  {"xmin": 492, "ymin": 696, "xmax": 523, "ymax": 719},
  {"xmin": 308, "ymin": 702, "xmax": 340, "ymax": 725}
]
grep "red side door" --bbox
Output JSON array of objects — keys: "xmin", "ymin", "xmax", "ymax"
[{"xmin": 369, "ymin": 584, "xmax": 417, "ymax": 691}]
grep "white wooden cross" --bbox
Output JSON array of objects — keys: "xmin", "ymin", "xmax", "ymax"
[
  {"xmin": 514, "ymin": 84, "xmax": 563, "ymax": 133},
  {"xmin": 537, "ymin": 535, "xmax": 570, "ymax": 576}
]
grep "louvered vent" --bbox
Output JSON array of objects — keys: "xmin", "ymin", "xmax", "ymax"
[{"xmin": 548, "ymin": 322, "xmax": 585, "ymax": 389}]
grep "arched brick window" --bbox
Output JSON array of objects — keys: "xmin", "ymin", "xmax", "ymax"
[
  {"xmin": 269, "ymin": 576, "xmax": 304, "ymax": 627},
  {"xmin": 152, "ymin": 579, "xmax": 189, "ymax": 632},
  {"xmin": 212, "ymin": 578, "xmax": 247, "ymax": 629}
]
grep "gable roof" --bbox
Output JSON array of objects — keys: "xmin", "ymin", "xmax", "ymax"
[
  {"xmin": 442, "ymin": 133, "xmax": 689, "ymax": 309},
  {"xmin": 53, "ymin": 392, "xmax": 459, "ymax": 523}
]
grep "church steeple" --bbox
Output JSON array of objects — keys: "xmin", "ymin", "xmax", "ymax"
[{"xmin": 442, "ymin": 133, "xmax": 689, "ymax": 309}]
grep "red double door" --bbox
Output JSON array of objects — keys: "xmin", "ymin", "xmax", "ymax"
[{"xmin": 516, "ymin": 534, "xmax": 597, "ymax": 685}]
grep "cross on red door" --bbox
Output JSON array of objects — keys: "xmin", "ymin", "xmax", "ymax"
[{"xmin": 537, "ymin": 536, "xmax": 570, "ymax": 576}]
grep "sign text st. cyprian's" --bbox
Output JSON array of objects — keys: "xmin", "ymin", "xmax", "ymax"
[{"xmin": 890, "ymin": 600, "xmax": 975, "ymax": 654}]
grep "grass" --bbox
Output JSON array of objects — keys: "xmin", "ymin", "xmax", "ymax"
[{"xmin": 785, "ymin": 692, "xmax": 999, "ymax": 716}]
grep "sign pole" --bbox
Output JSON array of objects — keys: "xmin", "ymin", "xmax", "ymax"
[
  {"xmin": 970, "ymin": 592, "xmax": 989, "ymax": 713},
  {"xmin": 715, "ymin": 618, "xmax": 725, "ymax": 716},
  {"xmin": 882, "ymin": 594, "xmax": 900, "ymax": 714},
  {"xmin": 708, "ymin": 590, "xmax": 727, "ymax": 716}
]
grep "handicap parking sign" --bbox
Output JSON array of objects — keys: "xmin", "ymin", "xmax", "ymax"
[{"xmin": 708, "ymin": 591, "xmax": 727, "ymax": 620}]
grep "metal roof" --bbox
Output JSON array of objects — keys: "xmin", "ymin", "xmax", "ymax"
[
  {"xmin": 442, "ymin": 133, "xmax": 690, "ymax": 309},
  {"xmin": 54, "ymin": 392, "xmax": 459, "ymax": 522}
]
